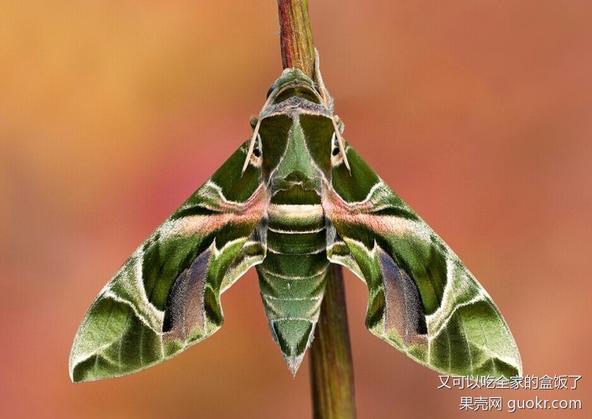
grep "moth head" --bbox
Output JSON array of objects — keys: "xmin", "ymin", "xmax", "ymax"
[
  {"xmin": 243, "ymin": 114, "xmax": 350, "ymax": 190},
  {"xmin": 267, "ymin": 68, "xmax": 321, "ymax": 104},
  {"xmin": 242, "ymin": 69, "xmax": 349, "ymax": 179}
]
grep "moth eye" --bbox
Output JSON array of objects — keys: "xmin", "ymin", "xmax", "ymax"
[
  {"xmin": 249, "ymin": 134, "xmax": 263, "ymax": 167},
  {"xmin": 330, "ymin": 132, "xmax": 344, "ymax": 167}
]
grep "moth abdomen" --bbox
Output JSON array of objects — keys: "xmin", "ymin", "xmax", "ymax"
[
  {"xmin": 255, "ymin": 201, "xmax": 329, "ymax": 373},
  {"xmin": 256, "ymin": 261, "xmax": 328, "ymax": 374}
]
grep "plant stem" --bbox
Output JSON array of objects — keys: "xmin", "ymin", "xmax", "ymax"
[
  {"xmin": 275, "ymin": 2, "xmax": 357, "ymax": 418},
  {"xmin": 277, "ymin": 0, "xmax": 315, "ymax": 77},
  {"xmin": 310, "ymin": 265, "xmax": 357, "ymax": 419}
]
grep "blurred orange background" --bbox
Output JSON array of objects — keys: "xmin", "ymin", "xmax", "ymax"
[{"xmin": 2, "ymin": 1, "xmax": 591, "ymax": 418}]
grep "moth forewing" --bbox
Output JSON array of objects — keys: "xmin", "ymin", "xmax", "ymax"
[
  {"xmin": 322, "ymin": 144, "xmax": 522, "ymax": 378},
  {"xmin": 69, "ymin": 142, "xmax": 267, "ymax": 382}
]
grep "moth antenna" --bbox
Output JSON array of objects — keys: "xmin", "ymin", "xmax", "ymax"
[
  {"xmin": 332, "ymin": 118, "xmax": 351, "ymax": 172},
  {"xmin": 334, "ymin": 114, "xmax": 345, "ymax": 134},
  {"xmin": 242, "ymin": 89, "xmax": 278, "ymax": 175},
  {"xmin": 242, "ymin": 118, "xmax": 262, "ymax": 174},
  {"xmin": 314, "ymin": 49, "xmax": 333, "ymax": 110},
  {"xmin": 315, "ymin": 50, "xmax": 345, "ymax": 171}
]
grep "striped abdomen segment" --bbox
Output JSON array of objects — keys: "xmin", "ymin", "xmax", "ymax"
[{"xmin": 256, "ymin": 203, "xmax": 329, "ymax": 372}]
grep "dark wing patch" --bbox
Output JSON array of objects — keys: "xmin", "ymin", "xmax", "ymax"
[
  {"xmin": 378, "ymin": 247, "xmax": 427, "ymax": 343},
  {"xmin": 163, "ymin": 248, "xmax": 212, "ymax": 340}
]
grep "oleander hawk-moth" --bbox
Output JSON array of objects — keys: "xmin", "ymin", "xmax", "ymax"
[{"xmin": 70, "ymin": 53, "xmax": 522, "ymax": 383}]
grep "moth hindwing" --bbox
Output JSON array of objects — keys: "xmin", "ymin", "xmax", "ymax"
[{"xmin": 70, "ymin": 54, "xmax": 521, "ymax": 382}]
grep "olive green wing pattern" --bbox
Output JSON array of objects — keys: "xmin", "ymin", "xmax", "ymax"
[
  {"xmin": 323, "ymin": 144, "xmax": 522, "ymax": 378},
  {"xmin": 69, "ymin": 142, "xmax": 267, "ymax": 382}
]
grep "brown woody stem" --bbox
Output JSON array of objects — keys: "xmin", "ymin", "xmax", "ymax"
[
  {"xmin": 310, "ymin": 265, "xmax": 357, "ymax": 419},
  {"xmin": 277, "ymin": 0, "xmax": 315, "ymax": 77},
  {"xmin": 276, "ymin": 2, "xmax": 357, "ymax": 418}
]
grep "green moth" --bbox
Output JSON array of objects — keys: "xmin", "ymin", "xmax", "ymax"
[{"xmin": 70, "ymin": 52, "xmax": 521, "ymax": 383}]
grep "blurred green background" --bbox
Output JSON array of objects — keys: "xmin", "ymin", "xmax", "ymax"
[{"xmin": 1, "ymin": 1, "xmax": 590, "ymax": 418}]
